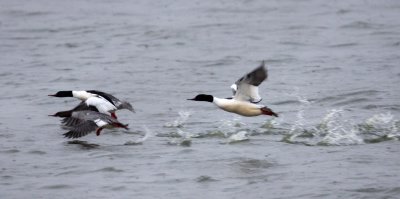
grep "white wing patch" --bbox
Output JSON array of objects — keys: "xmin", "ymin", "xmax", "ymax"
[
  {"xmin": 94, "ymin": 119, "xmax": 108, "ymax": 127},
  {"xmin": 231, "ymin": 62, "xmax": 267, "ymax": 103},
  {"xmin": 230, "ymin": 84, "xmax": 238, "ymax": 96},
  {"xmin": 234, "ymin": 84, "xmax": 262, "ymax": 103},
  {"xmin": 85, "ymin": 96, "xmax": 117, "ymax": 113}
]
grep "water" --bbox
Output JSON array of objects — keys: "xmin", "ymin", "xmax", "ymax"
[{"xmin": 1, "ymin": 0, "xmax": 400, "ymax": 198}]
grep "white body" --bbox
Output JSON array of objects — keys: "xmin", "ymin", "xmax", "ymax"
[
  {"xmin": 213, "ymin": 97, "xmax": 263, "ymax": 117},
  {"xmin": 85, "ymin": 96, "xmax": 117, "ymax": 114},
  {"xmin": 71, "ymin": 91, "xmax": 117, "ymax": 114}
]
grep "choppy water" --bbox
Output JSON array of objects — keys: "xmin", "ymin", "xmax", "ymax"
[{"xmin": 1, "ymin": 0, "xmax": 400, "ymax": 198}]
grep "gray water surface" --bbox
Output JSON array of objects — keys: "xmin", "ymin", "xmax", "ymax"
[{"xmin": 1, "ymin": 0, "xmax": 400, "ymax": 198}]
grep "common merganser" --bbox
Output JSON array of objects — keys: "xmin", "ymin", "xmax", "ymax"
[
  {"xmin": 188, "ymin": 61, "xmax": 278, "ymax": 117},
  {"xmin": 48, "ymin": 90, "xmax": 135, "ymax": 112},
  {"xmin": 52, "ymin": 94, "xmax": 117, "ymax": 119},
  {"xmin": 54, "ymin": 99, "xmax": 115, "ymax": 127},
  {"xmin": 49, "ymin": 110, "xmax": 129, "ymax": 138},
  {"xmin": 48, "ymin": 90, "xmax": 134, "ymax": 119}
]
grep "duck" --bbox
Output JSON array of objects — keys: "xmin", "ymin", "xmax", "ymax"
[
  {"xmin": 49, "ymin": 90, "xmax": 134, "ymax": 121},
  {"xmin": 54, "ymin": 99, "xmax": 115, "ymax": 127},
  {"xmin": 49, "ymin": 110, "xmax": 129, "ymax": 138},
  {"xmin": 187, "ymin": 61, "xmax": 278, "ymax": 117},
  {"xmin": 48, "ymin": 90, "xmax": 135, "ymax": 113}
]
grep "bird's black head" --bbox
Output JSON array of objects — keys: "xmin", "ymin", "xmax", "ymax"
[
  {"xmin": 48, "ymin": 91, "xmax": 73, "ymax": 97},
  {"xmin": 187, "ymin": 94, "xmax": 214, "ymax": 102}
]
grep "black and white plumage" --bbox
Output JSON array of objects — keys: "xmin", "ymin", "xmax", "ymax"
[
  {"xmin": 52, "ymin": 95, "xmax": 118, "ymax": 128},
  {"xmin": 49, "ymin": 90, "xmax": 134, "ymax": 138},
  {"xmin": 50, "ymin": 110, "xmax": 129, "ymax": 139},
  {"xmin": 49, "ymin": 90, "xmax": 134, "ymax": 126},
  {"xmin": 86, "ymin": 90, "xmax": 135, "ymax": 112},
  {"xmin": 231, "ymin": 61, "xmax": 267, "ymax": 103},
  {"xmin": 188, "ymin": 61, "xmax": 278, "ymax": 117}
]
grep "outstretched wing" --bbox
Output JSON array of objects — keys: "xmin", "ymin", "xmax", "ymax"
[
  {"xmin": 233, "ymin": 61, "xmax": 267, "ymax": 103},
  {"xmin": 61, "ymin": 102, "xmax": 98, "ymax": 127},
  {"xmin": 63, "ymin": 121, "xmax": 98, "ymax": 139}
]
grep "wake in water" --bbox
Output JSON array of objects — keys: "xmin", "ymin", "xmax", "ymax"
[
  {"xmin": 163, "ymin": 110, "xmax": 253, "ymax": 144},
  {"xmin": 281, "ymin": 91, "xmax": 400, "ymax": 146},
  {"xmin": 163, "ymin": 94, "xmax": 399, "ymax": 146}
]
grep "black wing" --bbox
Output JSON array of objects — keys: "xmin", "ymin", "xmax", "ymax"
[
  {"xmin": 235, "ymin": 61, "xmax": 267, "ymax": 87},
  {"xmin": 63, "ymin": 121, "xmax": 98, "ymax": 139},
  {"xmin": 61, "ymin": 102, "xmax": 98, "ymax": 127},
  {"xmin": 233, "ymin": 61, "xmax": 267, "ymax": 102},
  {"xmin": 87, "ymin": 90, "xmax": 134, "ymax": 112},
  {"xmin": 87, "ymin": 90, "xmax": 117, "ymax": 106}
]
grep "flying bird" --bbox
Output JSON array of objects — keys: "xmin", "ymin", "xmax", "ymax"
[
  {"xmin": 49, "ymin": 110, "xmax": 129, "ymax": 139},
  {"xmin": 188, "ymin": 61, "xmax": 278, "ymax": 117},
  {"xmin": 48, "ymin": 90, "xmax": 134, "ymax": 119}
]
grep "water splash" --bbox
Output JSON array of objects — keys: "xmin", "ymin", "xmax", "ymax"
[
  {"xmin": 316, "ymin": 109, "xmax": 363, "ymax": 146},
  {"xmin": 286, "ymin": 91, "xmax": 313, "ymax": 143},
  {"xmin": 167, "ymin": 129, "xmax": 193, "ymax": 147},
  {"xmin": 260, "ymin": 113, "xmax": 285, "ymax": 130},
  {"xmin": 124, "ymin": 126, "xmax": 153, "ymax": 145},
  {"xmin": 285, "ymin": 102, "xmax": 399, "ymax": 145},
  {"xmin": 218, "ymin": 117, "xmax": 246, "ymax": 137},
  {"xmin": 359, "ymin": 112, "xmax": 400, "ymax": 142},
  {"xmin": 163, "ymin": 110, "xmax": 191, "ymax": 128},
  {"xmin": 227, "ymin": 131, "xmax": 249, "ymax": 143},
  {"xmin": 284, "ymin": 90, "xmax": 365, "ymax": 146},
  {"xmin": 176, "ymin": 129, "xmax": 192, "ymax": 139}
]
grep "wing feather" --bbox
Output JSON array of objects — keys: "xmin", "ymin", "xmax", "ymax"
[
  {"xmin": 60, "ymin": 102, "xmax": 98, "ymax": 127},
  {"xmin": 233, "ymin": 61, "xmax": 267, "ymax": 103},
  {"xmin": 63, "ymin": 121, "xmax": 98, "ymax": 139}
]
